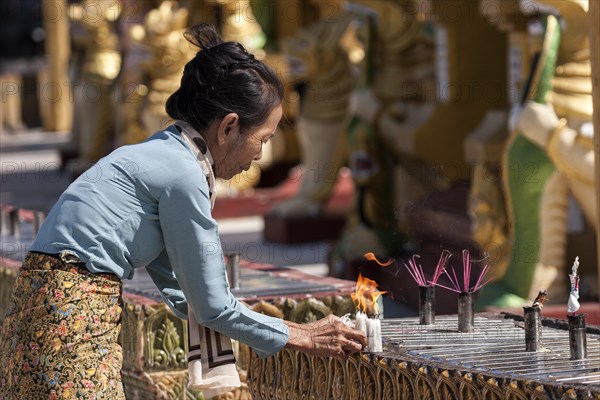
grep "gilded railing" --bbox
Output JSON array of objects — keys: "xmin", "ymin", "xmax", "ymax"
[{"xmin": 247, "ymin": 315, "xmax": 600, "ymax": 400}]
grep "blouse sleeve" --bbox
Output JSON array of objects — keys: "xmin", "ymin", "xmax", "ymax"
[
  {"xmin": 145, "ymin": 249, "xmax": 189, "ymax": 320},
  {"xmin": 156, "ymin": 174, "xmax": 289, "ymax": 358}
]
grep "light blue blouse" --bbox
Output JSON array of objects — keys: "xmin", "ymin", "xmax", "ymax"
[{"xmin": 31, "ymin": 126, "xmax": 289, "ymax": 358}]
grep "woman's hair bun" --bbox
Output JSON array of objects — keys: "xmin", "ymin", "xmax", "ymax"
[
  {"xmin": 166, "ymin": 23, "xmax": 283, "ymax": 135},
  {"xmin": 184, "ymin": 23, "xmax": 223, "ymax": 51}
]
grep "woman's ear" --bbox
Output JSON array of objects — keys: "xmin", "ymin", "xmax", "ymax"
[{"xmin": 217, "ymin": 113, "xmax": 240, "ymax": 145}]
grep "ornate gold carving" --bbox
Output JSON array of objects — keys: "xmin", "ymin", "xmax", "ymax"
[
  {"xmin": 286, "ymin": 298, "xmax": 334, "ymax": 323},
  {"xmin": 216, "ymin": 0, "xmax": 266, "ymax": 56},
  {"xmin": 311, "ymin": 356, "xmax": 331, "ymax": 399},
  {"xmin": 276, "ymin": 349, "xmax": 295, "ymax": 399},
  {"xmin": 69, "ymin": 0, "xmax": 122, "ymax": 164},
  {"xmin": 346, "ymin": 355, "xmax": 361, "ymax": 400},
  {"xmin": 435, "ymin": 368, "xmax": 459, "ymax": 400},
  {"xmin": 248, "ymin": 346, "xmax": 598, "ymax": 400},
  {"xmin": 480, "ymin": 376, "xmax": 503, "ymax": 400},
  {"xmin": 153, "ymin": 372, "xmax": 187, "ymax": 399},
  {"xmin": 121, "ymin": 370, "xmax": 204, "ymax": 400},
  {"xmin": 145, "ymin": 308, "xmax": 187, "ymax": 371},
  {"xmin": 120, "ymin": 303, "xmax": 144, "ymax": 372},
  {"xmin": 249, "ymin": 300, "xmax": 285, "ymax": 319},
  {"xmin": 458, "ymin": 372, "xmax": 481, "ymax": 400},
  {"xmin": 246, "ymin": 350, "xmax": 262, "ymax": 396},
  {"xmin": 236, "ymin": 339, "xmax": 252, "ymax": 373},
  {"xmin": 415, "ymin": 365, "xmax": 437, "ymax": 400},
  {"xmin": 70, "ymin": 1, "xmax": 121, "ymax": 82},
  {"xmin": 394, "ymin": 360, "xmax": 416, "ymax": 399},
  {"xmin": 323, "ymin": 295, "xmax": 356, "ymax": 318},
  {"xmin": 293, "ymin": 351, "xmax": 310, "ymax": 399},
  {"xmin": 524, "ymin": 383, "xmax": 550, "ymax": 400},
  {"xmin": 505, "ymin": 381, "xmax": 530, "ymax": 400},
  {"xmin": 261, "ymin": 356, "xmax": 277, "ymax": 400},
  {"xmin": 561, "ymin": 388, "xmax": 578, "ymax": 399},
  {"xmin": 330, "ymin": 358, "xmax": 348, "ymax": 399},
  {"xmin": 360, "ymin": 353, "xmax": 380, "ymax": 399},
  {"xmin": 377, "ymin": 358, "xmax": 397, "ymax": 400}
]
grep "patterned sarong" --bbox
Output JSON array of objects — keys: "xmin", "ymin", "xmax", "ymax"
[{"xmin": 0, "ymin": 252, "xmax": 125, "ymax": 399}]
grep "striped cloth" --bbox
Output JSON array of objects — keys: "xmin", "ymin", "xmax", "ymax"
[{"xmin": 187, "ymin": 309, "xmax": 240, "ymax": 397}]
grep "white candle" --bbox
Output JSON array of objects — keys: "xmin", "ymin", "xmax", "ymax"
[
  {"xmin": 366, "ymin": 317, "xmax": 382, "ymax": 352},
  {"xmin": 568, "ymin": 257, "xmax": 580, "ymax": 315},
  {"xmin": 375, "ymin": 318, "xmax": 382, "ymax": 352},
  {"xmin": 355, "ymin": 311, "xmax": 367, "ymax": 336}
]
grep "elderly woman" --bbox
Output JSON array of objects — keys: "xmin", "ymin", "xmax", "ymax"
[{"xmin": 0, "ymin": 24, "xmax": 366, "ymax": 399}]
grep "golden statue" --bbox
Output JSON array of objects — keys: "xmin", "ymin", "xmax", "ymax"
[
  {"xmin": 271, "ymin": 0, "xmax": 356, "ymax": 216},
  {"xmin": 70, "ymin": 0, "xmax": 122, "ymax": 165},
  {"xmin": 215, "ymin": 0, "xmax": 267, "ymax": 58},
  {"xmin": 118, "ymin": 1, "xmax": 193, "ymax": 146}
]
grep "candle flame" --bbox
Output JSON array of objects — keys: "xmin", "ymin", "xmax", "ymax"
[
  {"xmin": 351, "ymin": 273, "xmax": 386, "ymax": 316},
  {"xmin": 363, "ymin": 252, "xmax": 394, "ymax": 267}
]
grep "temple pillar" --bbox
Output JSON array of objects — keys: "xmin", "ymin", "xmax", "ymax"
[{"xmin": 41, "ymin": 0, "xmax": 72, "ymax": 133}]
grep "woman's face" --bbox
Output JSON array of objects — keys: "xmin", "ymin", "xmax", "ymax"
[{"xmin": 212, "ymin": 105, "xmax": 283, "ymax": 180}]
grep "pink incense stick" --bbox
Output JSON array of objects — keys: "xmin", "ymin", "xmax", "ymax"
[
  {"xmin": 404, "ymin": 250, "xmax": 452, "ymax": 287},
  {"xmin": 433, "ymin": 249, "xmax": 492, "ymax": 293}
]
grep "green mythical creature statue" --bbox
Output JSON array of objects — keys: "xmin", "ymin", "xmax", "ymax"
[
  {"xmin": 70, "ymin": 0, "xmax": 122, "ymax": 165},
  {"xmin": 478, "ymin": 0, "xmax": 595, "ymax": 308},
  {"xmin": 270, "ymin": 0, "xmax": 356, "ymax": 217}
]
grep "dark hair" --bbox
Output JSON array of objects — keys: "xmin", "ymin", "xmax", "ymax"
[{"xmin": 166, "ymin": 24, "xmax": 284, "ymax": 134}]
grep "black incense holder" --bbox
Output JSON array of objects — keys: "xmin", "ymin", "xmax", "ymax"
[
  {"xmin": 568, "ymin": 314, "xmax": 587, "ymax": 360},
  {"xmin": 419, "ymin": 285, "xmax": 435, "ymax": 325},
  {"xmin": 458, "ymin": 292, "xmax": 474, "ymax": 333},
  {"xmin": 523, "ymin": 306, "xmax": 542, "ymax": 351}
]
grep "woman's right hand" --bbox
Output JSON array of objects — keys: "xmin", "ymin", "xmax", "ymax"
[{"xmin": 284, "ymin": 314, "xmax": 367, "ymax": 360}]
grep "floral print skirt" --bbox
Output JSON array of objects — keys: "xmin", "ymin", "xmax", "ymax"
[{"xmin": 0, "ymin": 252, "xmax": 125, "ymax": 399}]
